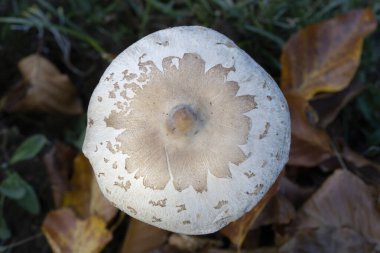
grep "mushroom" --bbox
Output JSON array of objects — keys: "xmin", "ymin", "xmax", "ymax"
[{"xmin": 83, "ymin": 26, "xmax": 290, "ymax": 235}]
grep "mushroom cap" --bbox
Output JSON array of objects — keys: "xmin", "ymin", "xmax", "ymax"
[{"xmin": 83, "ymin": 26, "xmax": 290, "ymax": 235}]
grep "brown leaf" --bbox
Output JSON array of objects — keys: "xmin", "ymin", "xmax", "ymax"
[
  {"xmin": 42, "ymin": 208, "xmax": 112, "ymax": 253},
  {"xmin": 43, "ymin": 142, "xmax": 76, "ymax": 207},
  {"xmin": 342, "ymin": 146, "xmax": 380, "ymax": 186},
  {"xmin": 62, "ymin": 153, "xmax": 117, "ymax": 222},
  {"xmin": 279, "ymin": 177, "xmax": 315, "ymax": 208},
  {"xmin": 252, "ymin": 194, "xmax": 296, "ymax": 230},
  {"xmin": 169, "ymin": 234, "xmax": 222, "ymax": 252},
  {"xmin": 310, "ymin": 82, "xmax": 366, "ymax": 128},
  {"xmin": 281, "ymin": 9, "xmax": 377, "ymax": 100},
  {"xmin": 286, "ymin": 92, "xmax": 332, "ymax": 166},
  {"xmin": 5, "ymin": 54, "xmax": 83, "ymax": 114},
  {"xmin": 221, "ymin": 173, "xmax": 283, "ymax": 248},
  {"xmin": 120, "ymin": 218, "xmax": 168, "ymax": 253},
  {"xmin": 280, "ymin": 227, "xmax": 377, "ymax": 253},
  {"xmin": 296, "ymin": 170, "xmax": 380, "ymax": 248}
]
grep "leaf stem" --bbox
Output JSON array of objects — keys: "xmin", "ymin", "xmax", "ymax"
[{"xmin": 0, "ymin": 233, "xmax": 43, "ymax": 252}]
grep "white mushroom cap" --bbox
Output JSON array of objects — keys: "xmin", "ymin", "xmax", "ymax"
[{"xmin": 83, "ymin": 26, "xmax": 290, "ymax": 235}]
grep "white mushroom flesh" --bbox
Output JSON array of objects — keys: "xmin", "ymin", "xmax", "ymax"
[{"xmin": 83, "ymin": 26, "xmax": 291, "ymax": 235}]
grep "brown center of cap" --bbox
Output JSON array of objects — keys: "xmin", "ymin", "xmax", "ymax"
[{"xmin": 166, "ymin": 104, "xmax": 201, "ymax": 137}]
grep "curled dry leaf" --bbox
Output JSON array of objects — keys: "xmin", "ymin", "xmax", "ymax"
[
  {"xmin": 120, "ymin": 218, "xmax": 168, "ymax": 253},
  {"xmin": 221, "ymin": 173, "xmax": 283, "ymax": 248},
  {"xmin": 169, "ymin": 234, "xmax": 223, "ymax": 252},
  {"xmin": 42, "ymin": 208, "xmax": 112, "ymax": 253},
  {"xmin": 280, "ymin": 227, "xmax": 377, "ymax": 253},
  {"xmin": 286, "ymin": 92, "xmax": 332, "ymax": 166},
  {"xmin": 280, "ymin": 9, "xmax": 377, "ymax": 167},
  {"xmin": 251, "ymin": 194, "xmax": 295, "ymax": 230},
  {"xmin": 281, "ymin": 9, "xmax": 377, "ymax": 99},
  {"xmin": 4, "ymin": 54, "xmax": 83, "ymax": 114},
  {"xmin": 341, "ymin": 146, "xmax": 380, "ymax": 186},
  {"xmin": 43, "ymin": 142, "xmax": 76, "ymax": 207},
  {"xmin": 310, "ymin": 82, "xmax": 366, "ymax": 128},
  {"xmin": 62, "ymin": 153, "xmax": 117, "ymax": 223},
  {"xmin": 278, "ymin": 177, "xmax": 315, "ymax": 208},
  {"xmin": 296, "ymin": 170, "xmax": 380, "ymax": 250}
]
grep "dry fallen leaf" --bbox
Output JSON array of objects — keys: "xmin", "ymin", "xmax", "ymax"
[
  {"xmin": 221, "ymin": 173, "xmax": 283, "ymax": 248},
  {"xmin": 281, "ymin": 9, "xmax": 377, "ymax": 100},
  {"xmin": 295, "ymin": 170, "xmax": 380, "ymax": 249},
  {"xmin": 286, "ymin": 92, "xmax": 332, "ymax": 166},
  {"xmin": 280, "ymin": 9, "xmax": 377, "ymax": 167},
  {"xmin": 62, "ymin": 153, "xmax": 117, "ymax": 223},
  {"xmin": 42, "ymin": 208, "xmax": 112, "ymax": 253},
  {"xmin": 278, "ymin": 177, "xmax": 315, "ymax": 208},
  {"xmin": 169, "ymin": 234, "xmax": 223, "ymax": 252},
  {"xmin": 43, "ymin": 142, "xmax": 76, "ymax": 207},
  {"xmin": 341, "ymin": 146, "xmax": 380, "ymax": 186},
  {"xmin": 5, "ymin": 54, "xmax": 83, "ymax": 114},
  {"xmin": 251, "ymin": 194, "xmax": 295, "ymax": 230},
  {"xmin": 310, "ymin": 82, "xmax": 366, "ymax": 128},
  {"xmin": 280, "ymin": 227, "xmax": 377, "ymax": 253},
  {"xmin": 120, "ymin": 218, "xmax": 168, "ymax": 253}
]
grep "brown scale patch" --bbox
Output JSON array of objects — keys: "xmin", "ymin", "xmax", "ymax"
[
  {"xmin": 127, "ymin": 206, "xmax": 137, "ymax": 215},
  {"xmin": 88, "ymin": 118, "xmax": 94, "ymax": 127},
  {"xmin": 113, "ymin": 162, "xmax": 118, "ymax": 169},
  {"xmin": 267, "ymin": 95, "xmax": 272, "ymax": 101},
  {"xmin": 97, "ymin": 96, "xmax": 103, "ymax": 102},
  {"xmin": 214, "ymin": 200, "xmax": 228, "ymax": 209},
  {"xmin": 109, "ymin": 91, "xmax": 116, "ymax": 98},
  {"xmin": 104, "ymin": 158, "xmax": 109, "ymax": 163},
  {"xmin": 105, "ymin": 72, "xmax": 114, "ymax": 81},
  {"xmin": 122, "ymin": 70, "xmax": 138, "ymax": 81},
  {"xmin": 244, "ymin": 171, "xmax": 255, "ymax": 178},
  {"xmin": 259, "ymin": 122, "xmax": 270, "ymax": 139},
  {"xmin": 117, "ymin": 176, "xmax": 124, "ymax": 180},
  {"xmin": 120, "ymin": 90, "xmax": 128, "ymax": 99},
  {"xmin": 115, "ymin": 101, "xmax": 124, "ymax": 110},
  {"xmin": 246, "ymin": 184, "xmax": 264, "ymax": 196},
  {"xmin": 156, "ymin": 41, "xmax": 169, "ymax": 46},
  {"xmin": 275, "ymin": 152, "xmax": 281, "ymax": 161},
  {"xmin": 94, "ymin": 146, "xmax": 98, "ymax": 152},
  {"xmin": 105, "ymin": 53, "xmax": 256, "ymax": 192},
  {"xmin": 106, "ymin": 141, "xmax": 118, "ymax": 154},
  {"xmin": 113, "ymin": 82, "xmax": 120, "ymax": 90},
  {"xmin": 149, "ymin": 198, "xmax": 167, "ymax": 207},
  {"xmin": 261, "ymin": 160, "xmax": 267, "ymax": 168},
  {"xmin": 216, "ymin": 41, "xmax": 235, "ymax": 48},
  {"xmin": 105, "ymin": 188, "xmax": 111, "ymax": 194},
  {"xmin": 114, "ymin": 180, "xmax": 131, "ymax": 191},
  {"xmin": 97, "ymin": 172, "xmax": 105, "ymax": 177},
  {"xmin": 176, "ymin": 204, "xmax": 186, "ymax": 213},
  {"xmin": 182, "ymin": 220, "xmax": 191, "ymax": 225},
  {"xmin": 152, "ymin": 216, "xmax": 162, "ymax": 223}
]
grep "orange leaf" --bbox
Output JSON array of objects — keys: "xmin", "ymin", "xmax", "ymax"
[
  {"xmin": 220, "ymin": 172, "xmax": 283, "ymax": 248},
  {"xmin": 62, "ymin": 154, "xmax": 117, "ymax": 222},
  {"xmin": 286, "ymin": 92, "xmax": 332, "ymax": 166},
  {"xmin": 281, "ymin": 9, "xmax": 377, "ymax": 100},
  {"xmin": 42, "ymin": 208, "xmax": 112, "ymax": 253},
  {"xmin": 120, "ymin": 218, "xmax": 168, "ymax": 253},
  {"xmin": 5, "ymin": 54, "xmax": 83, "ymax": 114}
]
